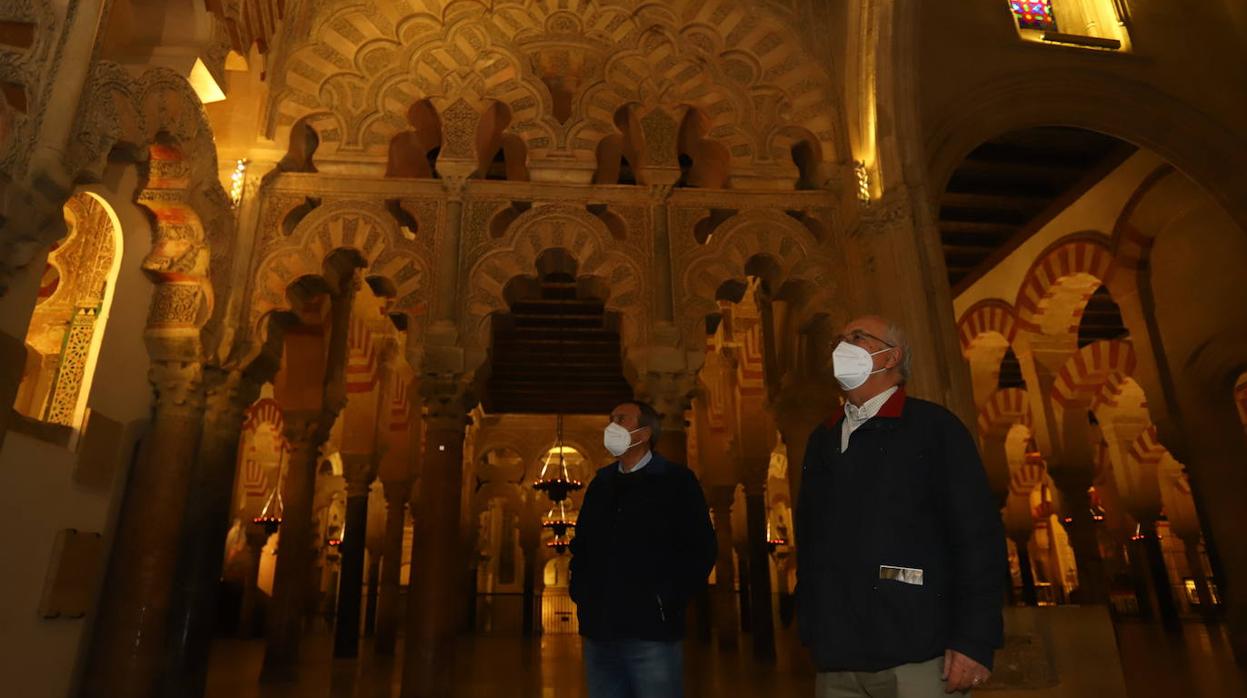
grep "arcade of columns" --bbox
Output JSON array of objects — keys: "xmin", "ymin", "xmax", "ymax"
[{"xmin": 4, "ymin": 1, "xmax": 1246, "ymax": 697}]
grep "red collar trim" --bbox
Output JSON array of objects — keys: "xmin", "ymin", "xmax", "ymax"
[{"xmin": 825, "ymin": 387, "xmax": 907, "ymax": 428}]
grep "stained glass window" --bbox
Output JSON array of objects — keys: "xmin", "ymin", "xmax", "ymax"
[{"xmin": 1010, "ymin": 1, "xmax": 1058, "ymax": 31}]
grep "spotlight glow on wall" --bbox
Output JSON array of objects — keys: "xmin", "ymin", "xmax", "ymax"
[{"xmin": 229, "ymin": 159, "xmax": 248, "ymax": 207}]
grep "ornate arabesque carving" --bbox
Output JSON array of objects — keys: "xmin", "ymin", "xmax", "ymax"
[
  {"xmin": 675, "ymin": 208, "xmax": 836, "ymax": 348},
  {"xmin": 249, "ymin": 201, "xmax": 432, "ymax": 338},
  {"xmin": 267, "ymin": 0, "xmax": 842, "ymax": 173},
  {"xmin": 462, "ymin": 203, "xmax": 652, "ymax": 358}
]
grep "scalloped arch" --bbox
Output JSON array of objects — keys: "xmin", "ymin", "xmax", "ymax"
[
  {"xmin": 250, "ymin": 201, "xmax": 430, "ymax": 329},
  {"xmin": 463, "ymin": 204, "xmax": 650, "ymax": 354}
]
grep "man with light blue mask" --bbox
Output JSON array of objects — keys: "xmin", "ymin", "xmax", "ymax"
[
  {"xmin": 569, "ymin": 400, "xmax": 717, "ymax": 698},
  {"xmin": 796, "ymin": 315, "xmax": 1006, "ymax": 697}
]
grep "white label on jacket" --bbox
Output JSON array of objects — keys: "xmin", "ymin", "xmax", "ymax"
[{"xmin": 879, "ymin": 565, "xmax": 924, "ymax": 586}]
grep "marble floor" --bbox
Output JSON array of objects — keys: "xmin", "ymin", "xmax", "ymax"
[{"xmin": 204, "ymin": 621, "xmax": 1246, "ymax": 698}]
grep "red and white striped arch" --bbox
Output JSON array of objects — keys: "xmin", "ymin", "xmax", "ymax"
[
  {"xmin": 242, "ymin": 397, "xmax": 285, "ymax": 436},
  {"xmin": 977, "ymin": 387, "xmax": 1032, "ymax": 438},
  {"xmin": 1128, "ymin": 424, "xmax": 1167, "ymax": 470},
  {"xmin": 957, "ymin": 299, "xmax": 1018, "ymax": 355},
  {"xmin": 346, "ymin": 315, "xmax": 379, "ymax": 394},
  {"xmin": 1051, "ymin": 340, "xmax": 1137, "ymax": 408},
  {"xmin": 1015, "ymin": 235, "xmax": 1115, "ymax": 334},
  {"xmin": 1010, "ymin": 459, "xmax": 1046, "ymax": 498}
]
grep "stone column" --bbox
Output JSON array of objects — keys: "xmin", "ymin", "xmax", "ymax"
[
  {"xmin": 260, "ymin": 409, "xmax": 335, "ymax": 680},
  {"xmin": 374, "ymin": 479, "xmax": 410, "ymax": 654},
  {"xmin": 333, "ymin": 454, "xmax": 378, "ymax": 658},
  {"xmin": 1134, "ymin": 519, "xmax": 1181, "ymax": 632},
  {"xmin": 160, "ymin": 368, "xmax": 261, "ymax": 697},
  {"xmin": 401, "ymin": 382, "xmax": 471, "ymax": 698},
  {"xmin": 79, "ymin": 361, "xmax": 206, "ymax": 698},
  {"xmin": 520, "ymin": 523, "xmax": 541, "ymax": 637},
  {"xmin": 238, "ymin": 524, "xmax": 270, "ymax": 639},
  {"xmin": 1050, "ymin": 470, "xmax": 1108, "ymax": 604},
  {"xmin": 262, "ymin": 275, "xmax": 355, "ymax": 679},
  {"xmin": 364, "ymin": 556, "xmax": 380, "ymax": 637},
  {"xmin": 707, "ymin": 486, "xmax": 738, "ymax": 649},
  {"xmin": 742, "ymin": 477, "xmax": 776, "ymax": 661}
]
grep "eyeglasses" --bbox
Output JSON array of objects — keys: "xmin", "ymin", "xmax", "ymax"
[{"xmin": 833, "ymin": 329, "xmax": 895, "ymax": 349}]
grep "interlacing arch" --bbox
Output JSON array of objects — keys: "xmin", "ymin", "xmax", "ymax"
[
  {"xmin": 463, "ymin": 203, "xmax": 649, "ymax": 356},
  {"xmin": 1014, "ymin": 234, "xmax": 1116, "ymax": 335},
  {"xmin": 1050, "ymin": 339, "xmax": 1137, "ymax": 409},
  {"xmin": 266, "ymin": 0, "xmax": 841, "ymax": 173},
  {"xmin": 677, "ymin": 209, "xmax": 835, "ymax": 346},
  {"xmin": 249, "ymin": 200, "xmax": 431, "ymax": 336}
]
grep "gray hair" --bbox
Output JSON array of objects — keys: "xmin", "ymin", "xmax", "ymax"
[{"xmin": 885, "ymin": 321, "xmax": 912, "ymax": 383}]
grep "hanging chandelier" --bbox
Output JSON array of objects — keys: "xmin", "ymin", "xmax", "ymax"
[
  {"xmin": 253, "ymin": 445, "xmax": 286, "ymax": 536},
  {"xmin": 533, "ymin": 414, "xmax": 583, "ymax": 502},
  {"xmin": 546, "ymin": 532, "xmax": 572, "ymax": 554},
  {"xmin": 542, "ymin": 498, "xmax": 578, "ymax": 538}
]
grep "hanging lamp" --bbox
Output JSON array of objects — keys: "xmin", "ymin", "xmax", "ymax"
[
  {"xmin": 533, "ymin": 414, "xmax": 583, "ymax": 502},
  {"xmin": 253, "ymin": 444, "xmax": 286, "ymax": 536}
]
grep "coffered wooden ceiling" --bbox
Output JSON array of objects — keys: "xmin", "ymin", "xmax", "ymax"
[{"xmin": 939, "ymin": 127, "xmax": 1135, "ymax": 293}]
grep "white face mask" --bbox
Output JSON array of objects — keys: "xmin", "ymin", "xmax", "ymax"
[
  {"xmin": 832, "ymin": 341, "xmax": 894, "ymax": 391},
  {"xmin": 603, "ymin": 422, "xmax": 644, "ymax": 457}
]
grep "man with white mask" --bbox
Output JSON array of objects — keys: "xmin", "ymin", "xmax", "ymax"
[
  {"xmin": 570, "ymin": 400, "xmax": 716, "ymax": 698},
  {"xmin": 796, "ymin": 316, "xmax": 1005, "ymax": 697}
]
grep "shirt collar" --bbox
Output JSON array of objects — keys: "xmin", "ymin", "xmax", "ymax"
[
  {"xmin": 618, "ymin": 449, "xmax": 654, "ymax": 474},
  {"xmin": 828, "ymin": 386, "xmax": 907, "ymax": 428}
]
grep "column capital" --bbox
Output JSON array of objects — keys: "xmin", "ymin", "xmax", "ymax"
[
  {"xmin": 849, "ymin": 185, "xmax": 914, "ymax": 239},
  {"xmin": 419, "ymin": 374, "xmax": 474, "ymax": 431},
  {"xmin": 202, "ymin": 366, "xmax": 263, "ymax": 434},
  {"xmin": 149, "ymin": 359, "xmax": 206, "ymax": 414},
  {"xmin": 441, "ymin": 175, "xmax": 468, "ymax": 202},
  {"xmin": 382, "ymin": 479, "xmax": 412, "ymax": 506},
  {"xmin": 281, "ymin": 408, "xmax": 335, "ymax": 450},
  {"xmin": 635, "ymin": 370, "xmax": 697, "ymax": 433},
  {"xmin": 341, "ymin": 453, "xmax": 379, "ymax": 498}
]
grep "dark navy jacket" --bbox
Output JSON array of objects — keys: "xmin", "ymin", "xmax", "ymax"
[
  {"xmin": 795, "ymin": 389, "xmax": 1006, "ymax": 672},
  {"xmin": 569, "ymin": 452, "xmax": 716, "ymax": 641}
]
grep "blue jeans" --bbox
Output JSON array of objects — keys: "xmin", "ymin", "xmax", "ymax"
[{"xmin": 583, "ymin": 638, "xmax": 683, "ymax": 698}]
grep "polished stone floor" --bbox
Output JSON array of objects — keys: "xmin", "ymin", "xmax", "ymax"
[{"xmin": 204, "ymin": 621, "xmax": 1246, "ymax": 698}]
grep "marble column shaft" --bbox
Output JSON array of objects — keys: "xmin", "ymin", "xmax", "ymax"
[
  {"xmin": 260, "ymin": 410, "xmax": 333, "ymax": 681},
  {"xmin": 238, "ymin": 524, "xmax": 270, "ymax": 639},
  {"xmin": 160, "ymin": 368, "xmax": 258, "ymax": 698},
  {"xmin": 401, "ymin": 409, "xmax": 468, "ymax": 698},
  {"xmin": 333, "ymin": 458, "xmax": 375, "ymax": 658},
  {"xmin": 1052, "ymin": 480, "xmax": 1108, "ymax": 604},
  {"xmin": 743, "ymin": 480, "xmax": 776, "ymax": 661},
  {"xmin": 708, "ymin": 487, "xmax": 738, "ymax": 649},
  {"xmin": 374, "ymin": 480, "xmax": 410, "ymax": 654},
  {"xmin": 79, "ymin": 362, "xmax": 206, "ymax": 698},
  {"xmin": 1136, "ymin": 519, "xmax": 1181, "ymax": 632}
]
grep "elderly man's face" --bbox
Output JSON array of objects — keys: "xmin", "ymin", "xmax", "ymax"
[{"xmin": 836, "ymin": 316, "xmax": 895, "ymax": 355}]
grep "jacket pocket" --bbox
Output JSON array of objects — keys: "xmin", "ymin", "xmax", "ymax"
[{"xmin": 868, "ymin": 578, "xmax": 936, "ymax": 659}]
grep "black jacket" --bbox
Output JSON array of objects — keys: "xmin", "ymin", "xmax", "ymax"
[
  {"xmin": 569, "ymin": 453, "xmax": 716, "ymax": 641},
  {"xmin": 795, "ymin": 389, "xmax": 1006, "ymax": 672}
]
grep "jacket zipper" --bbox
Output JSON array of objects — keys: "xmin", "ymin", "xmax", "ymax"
[{"xmin": 656, "ymin": 594, "xmax": 666, "ymax": 622}]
